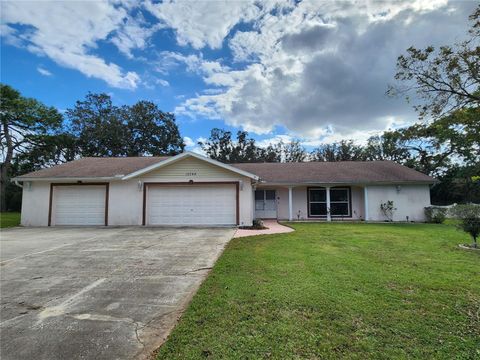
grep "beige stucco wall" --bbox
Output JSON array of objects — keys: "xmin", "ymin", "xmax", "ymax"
[
  {"xmin": 20, "ymin": 182, "xmax": 51, "ymax": 226},
  {"xmin": 107, "ymin": 179, "xmax": 143, "ymax": 226},
  {"xmin": 351, "ymin": 186, "xmax": 365, "ymax": 219},
  {"xmin": 21, "ymin": 156, "xmax": 254, "ymax": 227},
  {"xmin": 366, "ymin": 184, "xmax": 431, "ymax": 222}
]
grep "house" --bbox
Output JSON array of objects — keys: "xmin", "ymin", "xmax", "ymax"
[{"xmin": 13, "ymin": 151, "xmax": 434, "ymax": 226}]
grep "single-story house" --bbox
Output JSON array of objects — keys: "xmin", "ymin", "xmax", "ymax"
[{"xmin": 13, "ymin": 151, "xmax": 434, "ymax": 226}]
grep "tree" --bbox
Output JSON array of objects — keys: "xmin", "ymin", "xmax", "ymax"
[
  {"xmin": 364, "ymin": 132, "xmax": 411, "ymax": 162},
  {"xmin": 398, "ymin": 109, "xmax": 479, "ymax": 176},
  {"xmin": 451, "ymin": 204, "xmax": 480, "ymax": 248},
  {"xmin": 311, "ymin": 140, "xmax": 365, "ymax": 161},
  {"xmin": 388, "ymin": 5, "xmax": 480, "ymax": 119},
  {"xmin": 67, "ymin": 93, "xmax": 127, "ymax": 157},
  {"xmin": 260, "ymin": 143, "xmax": 282, "ymax": 162},
  {"xmin": 430, "ymin": 163, "xmax": 480, "ymax": 205},
  {"xmin": 122, "ymin": 101, "xmax": 184, "ymax": 156},
  {"xmin": 199, "ymin": 128, "xmax": 264, "ymax": 163},
  {"xmin": 14, "ymin": 133, "xmax": 78, "ymax": 174},
  {"xmin": 0, "ymin": 84, "xmax": 63, "ymax": 211},
  {"xmin": 282, "ymin": 140, "xmax": 307, "ymax": 162},
  {"xmin": 68, "ymin": 93, "xmax": 184, "ymax": 157}
]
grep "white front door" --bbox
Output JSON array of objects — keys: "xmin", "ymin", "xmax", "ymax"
[
  {"xmin": 52, "ymin": 185, "xmax": 106, "ymax": 225},
  {"xmin": 146, "ymin": 184, "xmax": 236, "ymax": 226},
  {"xmin": 255, "ymin": 190, "xmax": 277, "ymax": 219}
]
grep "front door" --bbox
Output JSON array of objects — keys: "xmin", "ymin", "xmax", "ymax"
[{"xmin": 255, "ymin": 190, "xmax": 277, "ymax": 219}]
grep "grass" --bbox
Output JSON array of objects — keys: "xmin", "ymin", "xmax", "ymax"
[
  {"xmin": 157, "ymin": 222, "xmax": 480, "ymax": 359},
  {"xmin": 0, "ymin": 212, "xmax": 21, "ymax": 228}
]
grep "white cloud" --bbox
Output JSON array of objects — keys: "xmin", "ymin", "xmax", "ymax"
[
  {"xmin": 111, "ymin": 13, "xmax": 164, "ymax": 59},
  {"xmin": 183, "ymin": 136, "xmax": 195, "ymax": 147},
  {"xmin": 156, "ymin": 78, "xmax": 170, "ymax": 87},
  {"xmin": 174, "ymin": 0, "xmax": 473, "ymax": 140},
  {"xmin": 1, "ymin": 1, "xmax": 141, "ymax": 89},
  {"xmin": 256, "ymin": 134, "xmax": 293, "ymax": 148},
  {"xmin": 37, "ymin": 66, "xmax": 52, "ymax": 77},
  {"xmin": 144, "ymin": 0, "xmax": 264, "ymax": 49}
]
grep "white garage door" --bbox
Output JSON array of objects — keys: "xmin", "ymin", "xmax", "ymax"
[
  {"xmin": 52, "ymin": 185, "xmax": 106, "ymax": 225},
  {"xmin": 147, "ymin": 184, "xmax": 236, "ymax": 226}
]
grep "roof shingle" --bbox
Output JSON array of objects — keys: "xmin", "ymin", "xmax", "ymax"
[
  {"xmin": 232, "ymin": 161, "xmax": 434, "ymax": 184},
  {"xmin": 15, "ymin": 156, "xmax": 434, "ymax": 184},
  {"xmin": 16, "ymin": 157, "xmax": 169, "ymax": 179}
]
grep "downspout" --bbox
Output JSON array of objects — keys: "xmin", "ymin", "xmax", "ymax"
[{"xmin": 14, "ymin": 180, "xmax": 23, "ymax": 188}]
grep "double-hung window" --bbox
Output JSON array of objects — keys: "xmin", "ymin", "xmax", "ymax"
[{"xmin": 308, "ymin": 187, "xmax": 351, "ymax": 217}]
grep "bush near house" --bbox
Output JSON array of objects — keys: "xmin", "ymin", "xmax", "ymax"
[
  {"xmin": 424, "ymin": 206, "xmax": 447, "ymax": 224},
  {"xmin": 451, "ymin": 204, "xmax": 480, "ymax": 248}
]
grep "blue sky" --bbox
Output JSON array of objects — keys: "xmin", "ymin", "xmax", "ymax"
[{"xmin": 1, "ymin": 0, "xmax": 475, "ymax": 151}]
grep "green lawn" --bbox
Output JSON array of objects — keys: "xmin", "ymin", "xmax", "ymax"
[
  {"xmin": 157, "ymin": 222, "xmax": 480, "ymax": 359},
  {"xmin": 0, "ymin": 212, "xmax": 21, "ymax": 228}
]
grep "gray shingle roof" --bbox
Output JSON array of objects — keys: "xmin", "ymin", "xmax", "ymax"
[
  {"xmin": 232, "ymin": 161, "xmax": 434, "ymax": 184},
  {"xmin": 16, "ymin": 157, "xmax": 169, "ymax": 179},
  {"xmin": 15, "ymin": 156, "xmax": 434, "ymax": 184}
]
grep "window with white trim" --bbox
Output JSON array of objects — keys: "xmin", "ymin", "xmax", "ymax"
[{"xmin": 308, "ymin": 187, "xmax": 350, "ymax": 217}]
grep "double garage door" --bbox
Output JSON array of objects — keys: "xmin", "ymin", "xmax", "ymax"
[
  {"xmin": 146, "ymin": 184, "xmax": 237, "ymax": 226},
  {"xmin": 49, "ymin": 183, "xmax": 237, "ymax": 226}
]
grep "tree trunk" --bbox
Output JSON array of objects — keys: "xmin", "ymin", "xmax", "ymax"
[
  {"xmin": 1, "ymin": 118, "xmax": 14, "ymax": 212},
  {"xmin": 0, "ymin": 163, "xmax": 8, "ymax": 212}
]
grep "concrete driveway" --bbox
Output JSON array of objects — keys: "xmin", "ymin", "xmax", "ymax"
[{"xmin": 0, "ymin": 226, "xmax": 234, "ymax": 360}]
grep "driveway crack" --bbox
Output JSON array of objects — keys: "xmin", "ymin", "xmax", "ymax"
[
  {"xmin": 182, "ymin": 267, "xmax": 213, "ymax": 275},
  {"xmin": 133, "ymin": 320, "xmax": 146, "ymax": 348}
]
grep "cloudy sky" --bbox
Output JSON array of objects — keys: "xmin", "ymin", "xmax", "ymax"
[{"xmin": 1, "ymin": 0, "xmax": 476, "ymax": 150}]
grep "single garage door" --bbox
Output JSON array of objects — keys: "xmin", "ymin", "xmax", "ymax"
[
  {"xmin": 51, "ymin": 185, "xmax": 107, "ymax": 225},
  {"xmin": 146, "ymin": 184, "xmax": 236, "ymax": 226}
]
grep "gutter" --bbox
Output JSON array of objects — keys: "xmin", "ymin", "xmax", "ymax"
[
  {"xmin": 11, "ymin": 176, "xmax": 120, "ymax": 182},
  {"xmin": 255, "ymin": 180, "xmax": 435, "ymax": 186}
]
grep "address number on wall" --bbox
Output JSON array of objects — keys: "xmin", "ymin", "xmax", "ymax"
[{"xmin": 185, "ymin": 172, "xmax": 198, "ymax": 176}]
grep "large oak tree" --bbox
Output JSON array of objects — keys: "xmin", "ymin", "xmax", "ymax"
[{"xmin": 0, "ymin": 84, "xmax": 63, "ymax": 211}]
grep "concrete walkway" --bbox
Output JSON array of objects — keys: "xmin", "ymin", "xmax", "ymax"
[{"xmin": 234, "ymin": 220, "xmax": 294, "ymax": 238}]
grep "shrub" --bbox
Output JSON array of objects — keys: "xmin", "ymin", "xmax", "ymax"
[
  {"xmin": 450, "ymin": 204, "xmax": 480, "ymax": 248},
  {"xmin": 380, "ymin": 200, "xmax": 396, "ymax": 222},
  {"xmin": 424, "ymin": 206, "xmax": 447, "ymax": 224},
  {"xmin": 252, "ymin": 218, "xmax": 267, "ymax": 229}
]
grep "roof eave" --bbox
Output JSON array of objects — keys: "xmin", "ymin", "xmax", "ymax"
[
  {"xmin": 12, "ymin": 176, "xmax": 120, "ymax": 182},
  {"xmin": 257, "ymin": 180, "xmax": 435, "ymax": 186}
]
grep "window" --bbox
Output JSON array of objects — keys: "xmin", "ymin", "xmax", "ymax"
[
  {"xmin": 255, "ymin": 190, "xmax": 264, "ymax": 210},
  {"xmin": 308, "ymin": 187, "xmax": 351, "ymax": 217},
  {"xmin": 309, "ymin": 188, "xmax": 327, "ymax": 216},
  {"xmin": 330, "ymin": 188, "xmax": 350, "ymax": 216},
  {"xmin": 255, "ymin": 190, "xmax": 276, "ymax": 210}
]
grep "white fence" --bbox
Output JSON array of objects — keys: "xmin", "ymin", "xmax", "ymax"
[{"xmin": 427, "ymin": 203, "xmax": 480, "ymax": 218}]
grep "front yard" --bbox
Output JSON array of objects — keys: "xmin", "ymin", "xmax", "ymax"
[
  {"xmin": 157, "ymin": 222, "xmax": 479, "ymax": 359},
  {"xmin": 0, "ymin": 212, "xmax": 20, "ymax": 228}
]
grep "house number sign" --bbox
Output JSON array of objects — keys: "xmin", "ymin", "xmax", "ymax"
[{"xmin": 185, "ymin": 171, "xmax": 198, "ymax": 176}]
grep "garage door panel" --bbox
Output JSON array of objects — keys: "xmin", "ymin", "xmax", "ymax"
[
  {"xmin": 52, "ymin": 186, "xmax": 106, "ymax": 226},
  {"xmin": 147, "ymin": 185, "xmax": 236, "ymax": 226}
]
